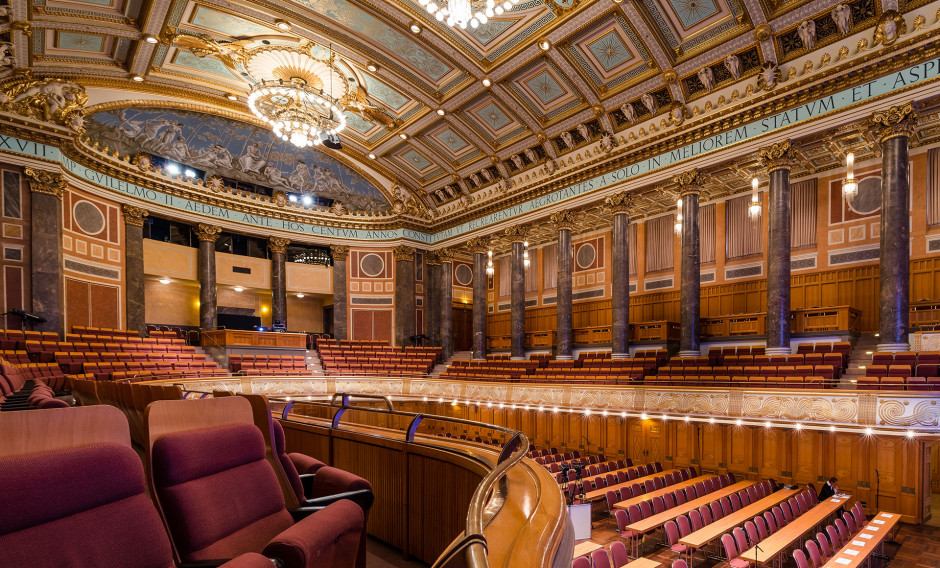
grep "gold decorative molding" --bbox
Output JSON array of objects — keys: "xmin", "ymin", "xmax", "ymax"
[
  {"xmin": 122, "ymin": 204, "xmax": 149, "ymax": 227},
  {"xmin": 2, "ymin": 77, "xmax": 87, "ymax": 131},
  {"xmin": 754, "ymin": 23, "xmax": 772, "ymax": 41},
  {"xmin": 329, "ymin": 244, "xmax": 350, "ymax": 261},
  {"xmin": 466, "ymin": 236, "xmax": 490, "ymax": 254},
  {"xmin": 268, "ymin": 236, "xmax": 291, "ymax": 254},
  {"xmin": 425, "ymin": 250, "xmax": 441, "ymax": 265},
  {"xmin": 871, "ymin": 103, "xmax": 917, "ymax": 142},
  {"xmin": 758, "ymin": 140, "xmax": 801, "ymax": 172},
  {"xmin": 604, "ymin": 191, "xmax": 636, "ymax": 215},
  {"xmin": 503, "ymin": 224, "xmax": 529, "ymax": 242},
  {"xmin": 195, "ymin": 223, "xmax": 222, "ymax": 243},
  {"xmin": 392, "ymin": 245, "xmax": 416, "ymax": 261},
  {"xmin": 549, "ymin": 210, "xmax": 578, "ymax": 231},
  {"xmin": 873, "ymin": 10, "xmax": 906, "ymax": 47},
  {"xmin": 673, "ymin": 170, "xmax": 705, "ymax": 196},
  {"xmin": 437, "ymin": 248, "xmax": 455, "ymax": 262},
  {"xmin": 24, "ymin": 168, "xmax": 66, "ymax": 199}
]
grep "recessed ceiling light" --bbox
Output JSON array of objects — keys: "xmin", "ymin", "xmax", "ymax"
[
  {"xmin": 368, "ymin": 153, "xmax": 376, "ymax": 159},
  {"xmin": 399, "ymin": 133, "xmax": 408, "ymax": 140},
  {"xmin": 410, "ymin": 22, "xmax": 422, "ymax": 34},
  {"xmin": 482, "ymin": 77, "xmax": 492, "ymax": 87},
  {"xmin": 437, "ymin": 109, "xmax": 445, "ymax": 116},
  {"xmin": 366, "ymin": 62, "xmax": 378, "ymax": 72},
  {"xmin": 226, "ymin": 93, "xmax": 238, "ymax": 101},
  {"xmin": 131, "ymin": 74, "xmax": 144, "ymax": 82},
  {"xmin": 538, "ymin": 38, "xmax": 551, "ymax": 51},
  {"xmin": 233, "ymin": 286, "xmax": 244, "ymax": 292},
  {"xmin": 142, "ymin": 34, "xmax": 159, "ymax": 44},
  {"xmin": 296, "ymin": 293, "xmax": 305, "ymax": 298},
  {"xmin": 275, "ymin": 19, "xmax": 291, "ymax": 31},
  {"xmin": 159, "ymin": 278, "xmax": 171, "ymax": 284}
]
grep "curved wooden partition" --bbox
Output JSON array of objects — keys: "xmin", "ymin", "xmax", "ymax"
[{"xmin": 268, "ymin": 396, "xmax": 571, "ymax": 568}]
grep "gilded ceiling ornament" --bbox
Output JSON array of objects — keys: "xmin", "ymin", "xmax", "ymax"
[
  {"xmin": 329, "ymin": 244, "xmax": 349, "ymax": 261},
  {"xmin": 757, "ymin": 61, "xmax": 781, "ymax": 92},
  {"xmin": 604, "ymin": 191, "xmax": 635, "ymax": 215},
  {"xmin": 754, "ymin": 23, "xmax": 772, "ymax": 42},
  {"xmin": 273, "ymin": 190, "xmax": 288, "ymax": 206},
  {"xmin": 425, "ymin": 250, "xmax": 441, "ymax": 265},
  {"xmin": 871, "ymin": 103, "xmax": 917, "ymax": 142},
  {"xmin": 466, "ymin": 236, "xmax": 490, "ymax": 254},
  {"xmin": 268, "ymin": 236, "xmax": 290, "ymax": 254},
  {"xmin": 832, "ymin": 4, "xmax": 852, "ymax": 36},
  {"xmin": 24, "ymin": 168, "xmax": 66, "ymax": 199},
  {"xmin": 758, "ymin": 141, "xmax": 800, "ymax": 171},
  {"xmin": 673, "ymin": 170, "xmax": 705, "ymax": 195},
  {"xmin": 437, "ymin": 248, "xmax": 455, "ymax": 262},
  {"xmin": 195, "ymin": 223, "xmax": 222, "ymax": 242},
  {"xmin": 549, "ymin": 210, "xmax": 577, "ymax": 231},
  {"xmin": 599, "ymin": 131, "xmax": 615, "ymax": 153},
  {"xmin": 10, "ymin": 21, "xmax": 31, "ymax": 37},
  {"xmin": 662, "ymin": 69, "xmax": 677, "ymax": 84},
  {"xmin": 504, "ymin": 224, "xmax": 528, "ymax": 242},
  {"xmin": 873, "ymin": 11, "xmax": 906, "ymax": 47},
  {"xmin": 122, "ymin": 204, "xmax": 149, "ymax": 227},
  {"xmin": 0, "ymin": 41, "xmax": 13, "ymax": 69},
  {"xmin": 205, "ymin": 175, "xmax": 225, "ymax": 192},
  {"xmin": 2, "ymin": 77, "xmax": 87, "ymax": 128},
  {"xmin": 130, "ymin": 152, "xmax": 152, "ymax": 172},
  {"xmin": 668, "ymin": 103, "xmax": 686, "ymax": 127},
  {"xmin": 392, "ymin": 245, "xmax": 416, "ymax": 261},
  {"xmin": 331, "ymin": 201, "xmax": 347, "ymax": 216}
]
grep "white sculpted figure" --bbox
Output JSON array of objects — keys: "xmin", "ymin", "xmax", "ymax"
[
  {"xmin": 724, "ymin": 54, "xmax": 741, "ymax": 79},
  {"xmin": 697, "ymin": 67, "xmax": 715, "ymax": 91},
  {"xmin": 511, "ymin": 154, "xmax": 524, "ymax": 170},
  {"xmin": 620, "ymin": 103, "xmax": 636, "ymax": 123},
  {"xmin": 470, "ymin": 172, "xmax": 482, "ymax": 187},
  {"xmin": 832, "ymin": 4, "xmax": 852, "ymax": 35},
  {"xmin": 524, "ymin": 148, "xmax": 537, "ymax": 163},
  {"xmin": 577, "ymin": 122, "xmax": 590, "ymax": 140},
  {"xmin": 641, "ymin": 92, "xmax": 657, "ymax": 114},
  {"xmin": 560, "ymin": 130, "xmax": 574, "ymax": 149},
  {"xmin": 238, "ymin": 142, "xmax": 268, "ymax": 174},
  {"xmin": 797, "ymin": 19, "xmax": 817, "ymax": 50},
  {"xmin": 0, "ymin": 42, "xmax": 13, "ymax": 68}
]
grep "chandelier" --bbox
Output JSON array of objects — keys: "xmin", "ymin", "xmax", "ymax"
[
  {"xmin": 842, "ymin": 152, "xmax": 858, "ymax": 199},
  {"xmin": 417, "ymin": 0, "xmax": 520, "ymax": 29},
  {"xmin": 244, "ymin": 47, "xmax": 348, "ymax": 148},
  {"xmin": 748, "ymin": 178, "xmax": 762, "ymax": 219}
]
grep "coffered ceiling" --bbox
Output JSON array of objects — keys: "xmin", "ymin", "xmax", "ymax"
[{"xmin": 2, "ymin": 0, "xmax": 937, "ymax": 234}]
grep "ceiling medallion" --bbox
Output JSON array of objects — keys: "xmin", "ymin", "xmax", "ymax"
[{"xmin": 418, "ymin": 0, "xmax": 519, "ymax": 29}]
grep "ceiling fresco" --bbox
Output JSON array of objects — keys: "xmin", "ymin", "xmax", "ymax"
[
  {"xmin": 84, "ymin": 108, "xmax": 391, "ymax": 211},
  {"xmin": 5, "ymin": 0, "xmax": 939, "ymax": 235}
]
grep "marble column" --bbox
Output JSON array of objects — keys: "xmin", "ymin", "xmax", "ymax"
[
  {"xmin": 874, "ymin": 104, "xmax": 917, "ymax": 351},
  {"xmin": 425, "ymin": 252, "xmax": 441, "ymax": 347},
  {"xmin": 330, "ymin": 245, "xmax": 349, "ymax": 340},
  {"xmin": 195, "ymin": 223, "xmax": 222, "ymax": 331},
  {"xmin": 393, "ymin": 245, "xmax": 416, "ymax": 347},
  {"xmin": 550, "ymin": 211, "xmax": 576, "ymax": 360},
  {"xmin": 760, "ymin": 142, "xmax": 800, "ymax": 355},
  {"xmin": 506, "ymin": 225, "xmax": 528, "ymax": 360},
  {"xmin": 439, "ymin": 249, "xmax": 455, "ymax": 360},
  {"xmin": 25, "ymin": 169, "xmax": 66, "ymax": 335},
  {"xmin": 122, "ymin": 204, "xmax": 148, "ymax": 335},
  {"xmin": 675, "ymin": 170, "xmax": 703, "ymax": 356},
  {"xmin": 269, "ymin": 236, "xmax": 290, "ymax": 330},
  {"xmin": 467, "ymin": 236, "xmax": 490, "ymax": 359},
  {"xmin": 606, "ymin": 191, "xmax": 635, "ymax": 358}
]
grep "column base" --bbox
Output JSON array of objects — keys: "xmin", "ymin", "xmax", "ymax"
[
  {"xmin": 611, "ymin": 353, "xmax": 632, "ymax": 360},
  {"xmin": 764, "ymin": 347, "xmax": 792, "ymax": 355},
  {"xmin": 510, "ymin": 356, "xmax": 525, "ymax": 361},
  {"xmin": 678, "ymin": 350, "xmax": 701, "ymax": 357},
  {"xmin": 875, "ymin": 342, "xmax": 909, "ymax": 352},
  {"xmin": 556, "ymin": 355, "xmax": 574, "ymax": 361}
]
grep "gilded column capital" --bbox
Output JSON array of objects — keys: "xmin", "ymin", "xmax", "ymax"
[
  {"xmin": 425, "ymin": 250, "xmax": 441, "ymax": 265},
  {"xmin": 24, "ymin": 168, "xmax": 66, "ymax": 199},
  {"xmin": 550, "ymin": 210, "xmax": 578, "ymax": 231},
  {"xmin": 122, "ymin": 204, "xmax": 149, "ymax": 227},
  {"xmin": 503, "ymin": 224, "xmax": 529, "ymax": 243},
  {"xmin": 872, "ymin": 103, "xmax": 917, "ymax": 142},
  {"xmin": 195, "ymin": 223, "xmax": 222, "ymax": 243},
  {"xmin": 392, "ymin": 245, "xmax": 416, "ymax": 261},
  {"xmin": 268, "ymin": 236, "xmax": 290, "ymax": 255},
  {"xmin": 604, "ymin": 191, "xmax": 636, "ymax": 216},
  {"xmin": 758, "ymin": 140, "xmax": 801, "ymax": 172},
  {"xmin": 330, "ymin": 244, "xmax": 349, "ymax": 261},
  {"xmin": 466, "ymin": 236, "xmax": 490, "ymax": 254},
  {"xmin": 673, "ymin": 169, "xmax": 705, "ymax": 196},
  {"xmin": 437, "ymin": 248, "xmax": 455, "ymax": 263}
]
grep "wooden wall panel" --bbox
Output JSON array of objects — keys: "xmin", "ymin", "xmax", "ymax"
[{"xmin": 407, "ymin": 452, "xmax": 480, "ymax": 562}]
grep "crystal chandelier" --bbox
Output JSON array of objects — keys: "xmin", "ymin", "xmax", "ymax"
[
  {"xmin": 244, "ymin": 47, "xmax": 348, "ymax": 148},
  {"xmin": 417, "ymin": 0, "xmax": 520, "ymax": 29}
]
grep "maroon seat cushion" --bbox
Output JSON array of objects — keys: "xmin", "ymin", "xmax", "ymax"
[
  {"xmin": 0, "ymin": 444, "xmax": 175, "ymax": 568},
  {"xmin": 151, "ymin": 424, "xmax": 293, "ymax": 561},
  {"xmin": 263, "ymin": 500, "xmax": 363, "ymax": 568},
  {"xmin": 289, "ymin": 452, "xmax": 327, "ymax": 475},
  {"xmin": 272, "ymin": 420, "xmax": 306, "ymax": 503}
]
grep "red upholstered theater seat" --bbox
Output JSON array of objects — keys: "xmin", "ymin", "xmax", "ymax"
[{"xmin": 149, "ymin": 422, "xmax": 363, "ymax": 568}]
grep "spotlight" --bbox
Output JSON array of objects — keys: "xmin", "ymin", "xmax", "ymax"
[
  {"xmin": 274, "ymin": 19, "xmax": 291, "ymax": 31},
  {"xmin": 296, "ymin": 293, "xmax": 305, "ymax": 298},
  {"xmin": 437, "ymin": 108, "xmax": 445, "ymax": 116},
  {"xmin": 640, "ymin": 413, "xmax": 648, "ymax": 420},
  {"xmin": 482, "ymin": 77, "xmax": 492, "ymax": 87},
  {"xmin": 184, "ymin": 169, "xmax": 196, "ymax": 177},
  {"xmin": 538, "ymin": 38, "xmax": 551, "ymax": 51},
  {"xmin": 410, "ymin": 22, "xmax": 422, "ymax": 34},
  {"xmin": 159, "ymin": 277, "xmax": 171, "ymax": 284},
  {"xmin": 166, "ymin": 164, "xmax": 180, "ymax": 175},
  {"xmin": 302, "ymin": 195, "xmax": 313, "ymax": 206},
  {"xmin": 288, "ymin": 195, "xmax": 298, "ymax": 203},
  {"xmin": 131, "ymin": 74, "xmax": 144, "ymax": 82},
  {"xmin": 142, "ymin": 34, "xmax": 159, "ymax": 44},
  {"xmin": 399, "ymin": 133, "xmax": 408, "ymax": 140},
  {"xmin": 366, "ymin": 62, "xmax": 378, "ymax": 72},
  {"xmin": 233, "ymin": 286, "xmax": 244, "ymax": 292},
  {"xmin": 764, "ymin": 421, "xmax": 773, "ymax": 428},
  {"xmin": 864, "ymin": 427, "xmax": 873, "ymax": 436},
  {"xmin": 368, "ymin": 153, "xmax": 376, "ymax": 159},
  {"xmin": 906, "ymin": 430, "xmax": 916, "ymax": 439},
  {"xmin": 735, "ymin": 419, "xmax": 743, "ymax": 426},
  {"xmin": 226, "ymin": 93, "xmax": 238, "ymax": 101}
]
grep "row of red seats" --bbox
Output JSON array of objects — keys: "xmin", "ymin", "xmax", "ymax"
[
  {"xmin": 718, "ymin": 353, "xmax": 845, "ymax": 367},
  {"xmin": 856, "ymin": 376, "xmax": 939, "ymax": 390},
  {"xmin": 0, "ymin": 349, "xmax": 30, "ymax": 364},
  {"xmin": 660, "ymin": 364, "xmax": 839, "ymax": 381},
  {"xmin": 870, "ymin": 350, "xmax": 939, "ymax": 365},
  {"xmin": 230, "ymin": 354, "xmax": 307, "ymax": 374},
  {"xmin": 0, "ymin": 329, "xmax": 58, "ymax": 350},
  {"xmin": 864, "ymin": 364, "xmax": 936, "ymax": 377},
  {"xmin": 82, "ymin": 361, "xmax": 219, "ymax": 381},
  {"xmin": 71, "ymin": 325, "xmax": 138, "ymax": 338},
  {"xmin": 647, "ymin": 375, "xmax": 831, "ymax": 389},
  {"xmin": 54, "ymin": 351, "xmax": 204, "ymax": 373},
  {"xmin": 0, "ymin": 358, "xmax": 67, "ymax": 409}
]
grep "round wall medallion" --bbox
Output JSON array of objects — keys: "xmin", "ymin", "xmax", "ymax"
[
  {"xmin": 576, "ymin": 243, "xmax": 596, "ymax": 269},
  {"xmin": 455, "ymin": 264, "xmax": 473, "ymax": 286},
  {"xmin": 360, "ymin": 253, "xmax": 385, "ymax": 277},
  {"xmin": 73, "ymin": 201, "xmax": 106, "ymax": 235},
  {"xmin": 847, "ymin": 176, "xmax": 882, "ymax": 216}
]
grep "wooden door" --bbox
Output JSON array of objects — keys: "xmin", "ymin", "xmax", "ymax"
[{"xmin": 452, "ymin": 305, "xmax": 472, "ymax": 352}]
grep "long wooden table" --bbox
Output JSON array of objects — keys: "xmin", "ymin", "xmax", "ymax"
[
  {"xmin": 613, "ymin": 474, "xmax": 716, "ymax": 510},
  {"xmin": 679, "ymin": 488, "xmax": 800, "ymax": 550},
  {"xmin": 626, "ymin": 480, "xmax": 757, "ymax": 534},
  {"xmin": 582, "ymin": 468, "xmax": 680, "ymax": 502},
  {"xmin": 740, "ymin": 496, "xmax": 850, "ymax": 566},
  {"xmin": 572, "ymin": 540, "xmax": 602, "ymax": 559},
  {"xmin": 821, "ymin": 511, "xmax": 901, "ymax": 568}
]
